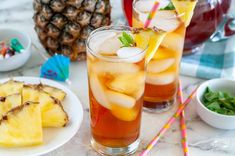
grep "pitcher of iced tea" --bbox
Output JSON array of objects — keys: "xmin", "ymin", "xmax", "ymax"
[{"xmin": 184, "ymin": 0, "xmax": 232, "ymax": 54}]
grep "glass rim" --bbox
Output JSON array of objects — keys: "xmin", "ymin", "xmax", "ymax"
[
  {"xmin": 86, "ymin": 25, "xmax": 147, "ymax": 62},
  {"xmin": 132, "ymin": 0, "xmax": 185, "ymax": 19}
]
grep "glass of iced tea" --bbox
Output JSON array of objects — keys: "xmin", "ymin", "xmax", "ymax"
[
  {"xmin": 86, "ymin": 25, "xmax": 147, "ymax": 155},
  {"xmin": 133, "ymin": 0, "xmax": 197, "ymax": 112}
]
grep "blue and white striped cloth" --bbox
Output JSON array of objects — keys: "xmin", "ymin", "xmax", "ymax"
[{"xmin": 181, "ymin": 36, "xmax": 235, "ymax": 79}]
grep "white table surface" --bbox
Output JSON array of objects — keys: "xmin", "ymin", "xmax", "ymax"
[{"xmin": 0, "ymin": 0, "xmax": 235, "ymax": 156}]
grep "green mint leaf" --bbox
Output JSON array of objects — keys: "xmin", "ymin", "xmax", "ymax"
[
  {"xmin": 160, "ymin": 2, "xmax": 175, "ymax": 10},
  {"xmin": 118, "ymin": 36, "xmax": 129, "ymax": 47},
  {"xmin": 122, "ymin": 32, "xmax": 134, "ymax": 45},
  {"xmin": 207, "ymin": 101, "xmax": 221, "ymax": 110},
  {"xmin": 118, "ymin": 31, "xmax": 135, "ymax": 47},
  {"xmin": 202, "ymin": 87, "xmax": 235, "ymax": 115}
]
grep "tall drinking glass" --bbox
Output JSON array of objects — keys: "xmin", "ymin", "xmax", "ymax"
[
  {"xmin": 86, "ymin": 26, "xmax": 146, "ymax": 155},
  {"xmin": 133, "ymin": 0, "xmax": 196, "ymax": 112}
]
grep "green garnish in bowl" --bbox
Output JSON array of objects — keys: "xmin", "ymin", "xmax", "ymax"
[{"xmin": 202, "ymin": 87, "xmax": 235, "ymax": 115}]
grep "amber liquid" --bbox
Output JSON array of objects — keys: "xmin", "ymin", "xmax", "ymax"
[
  {"xmin": 90, "ymin": 90, "xmax": 143, "ymax": 147},
  {"xmin": 133, "ymin": 5, "xmax": 186, "ymax": 110},
  {"xmin": 87, "ymin": 31, "xmax": 145, "ymax": 147}
]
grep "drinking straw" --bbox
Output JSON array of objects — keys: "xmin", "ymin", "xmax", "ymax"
[
  {"xmin": 140, "ymin": 87, "xmax": 198, "ymax": 156},
  {"xmin": 177, "ymin": 82, "xmax": 189, "ymax": 156},
  {"xmin": 144, "ymin": 0, "xmax": 160, "ymax": 28}
]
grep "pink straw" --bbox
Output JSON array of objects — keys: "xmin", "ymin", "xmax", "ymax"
[
  {"xmin": 140, "ymin": 87, "xmax": 198, "ymax": 156},
  {"xmin": 144, "ymin": 1, "xmax": 160, "ymax": 28},
  {"xmin": 178, "ymin": 82, "xmax": 189, "ymax": 156}
]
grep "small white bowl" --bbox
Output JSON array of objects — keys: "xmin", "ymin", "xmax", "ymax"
[
  {"xmin": 0, "ymin": 28, "xmax": 31, "ymax": 72},
  {"xmin": 196, "ymin": 78, "xmax": 235, "ymax": 130}
]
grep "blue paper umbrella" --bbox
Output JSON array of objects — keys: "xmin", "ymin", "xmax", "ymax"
[{"xmin": 40, "ymin": 54, "xmax": 70, "ymax": 82}]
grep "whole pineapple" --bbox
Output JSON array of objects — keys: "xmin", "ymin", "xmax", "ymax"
[{"xmin": 33, "ymin": 0, "xmax": 111, "ymax": 61}]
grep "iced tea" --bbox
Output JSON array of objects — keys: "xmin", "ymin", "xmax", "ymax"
[
  {"xmin": 133, "ymin": 0, "xmax": 197, "ymax": 112},
  {"xmin": 86, "ymin": 26, "xmax": 146, "ymax": 155}
]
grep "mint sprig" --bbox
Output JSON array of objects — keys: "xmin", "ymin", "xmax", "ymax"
[
  {"xmin": 160, "ymin": 2, "xmax": 175, "ymax": 10},
  {"xmin": 202, "ymin": 87, "xmax": 235, "ymax": 115},
  {"xmin": 118, "ymin": 32, "xmax": 135, "ymax": 47}
]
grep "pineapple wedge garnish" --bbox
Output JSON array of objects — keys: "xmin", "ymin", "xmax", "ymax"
[
  {"xmin": 171, "ymin": 0, "xmax": 198, "ymax": 26},
  {"xmin": 133, "ymin": 28, "xmax": 167, "ymax": 63},
  {"xmin": 39, "ymin": 91, "xmax": 69, "ymax": 127},
  {"xmin": 0, "ymin": 94, "xmax": 22, "ymax": 116},
  {"xmin": 0, "ymin": 102, "xmax": 43, "ymax": 147},
  {"xmin": 22, "ymin": 85, "xmax": 40, "ymax": 104},
  {"xmin": 0, "ymin": 80, "xmax": 23, "ymax": 97},
  {"xmin": 38, "ymin": 84, "xmax": 66, "ymax": 101}
]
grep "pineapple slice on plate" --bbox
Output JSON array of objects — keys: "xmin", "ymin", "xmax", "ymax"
[
  {"xmin": 171, "ymin": 0, "xmax": 198, "ymax": 26},
  {"xmin": 0, "ymin": 80, "xmax": 23, "ymax": 97},
  {"xmin": 22, "ymin": 85, "xmax": 68, "ymax": 127},
  {"xmin": 39, "ymin": 91, "xmax": 69, "ymax": 127},
  {"xmin": 0, "ymin": 94, "xmax": 22, "ymax": 116},
  {"xmin": 22, "ymin": 85, "xmax": 40, "ymax": 103},
  {"xmin": 0, "ymin": 102, "xmax": 43, "ymax": 147},
  {"xmin": 38, "ymin": 84, "xmax": 66, "ymax": 101}
]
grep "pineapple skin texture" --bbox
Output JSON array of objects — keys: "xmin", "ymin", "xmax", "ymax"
[
  {"xmin": 39, "ymin": 84, "xmax": 66, "ymax": 101},
  {"xmin": 22, "ymin": 85, "xmax": 69, "ymax": 127},
  {"xmin": 39, "ymin": 91, "xmax": 69, "ymax": 127},
  {"xmin": 33, "ymin": 0, "xmax": 111, "ymax": 61},
  {"xmin": 0, "ymin": 94, "xmax": 22, "ymax": 116},
  {"xmin": 0, "ymin": 103, "xmax": 43, "ymax": 147}
]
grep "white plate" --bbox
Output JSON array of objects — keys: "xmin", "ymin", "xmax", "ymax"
[{"xmin": 0, "ymin": 77, "xmax": 84, "ymax": 156}]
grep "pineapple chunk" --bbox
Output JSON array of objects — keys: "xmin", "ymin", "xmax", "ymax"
[
  {"xmin": 39, "ymin": 91, "xmax": 69, "ymax": 127},
  {"xmin": 22, "ymin": 85, "xmax": 40, "ymax": 104},
  {"xmin": 0, "ymin": 102, "xmax": 43, "ymax": 147},
  {"xmin": 38, "ymin": 84, "xmax": 66, "ymax": 101},
  {"xmin": 0, "ymin": 80, "xmax": 23, "ymax": 97},
  {"xmin": 171, "ymin": 0, "xmax": 198, "ymax": 26},
  {"xmin": 0, "ymin": 94, "xmax": 22, "ymax": 116}
]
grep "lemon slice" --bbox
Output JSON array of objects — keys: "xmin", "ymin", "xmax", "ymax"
[
  {"xmin": 134, "ymin": 28, "xmax": 167, "ymax": 63},
  {"xmin": 171, "ymin": 0, "xmax": 198, "ymax": 26}
]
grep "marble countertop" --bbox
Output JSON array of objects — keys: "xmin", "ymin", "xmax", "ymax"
[{"xmin": 0, "ymin": 0, "xmax": 235, "ymax": 156}]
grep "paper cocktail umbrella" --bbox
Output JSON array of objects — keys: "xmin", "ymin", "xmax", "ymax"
[{"xmin": 40, "ymin": 54, "xmax": 70, "ymax": 83}]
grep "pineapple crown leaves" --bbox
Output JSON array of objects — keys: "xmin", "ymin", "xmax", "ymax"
[
  {"xmin": 118, "ymin": 32, "xmax": 136, "ymax": 47},
  {"xmin": 160, "ymin": 2, "xmax": 175, "ymax": 10}
]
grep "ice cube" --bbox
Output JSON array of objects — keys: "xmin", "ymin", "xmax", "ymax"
[
  {"xmin": 111, "ymin": 104, "xmax": 139, "ymax": 121},
  {"xmin": 107, "ymin": 72, "xmax": 145, "ymax": 97},
  {"xmin": 98, "ymin": 33, "xmax": 122, "ymax": 55},
  {"xmin": 140, "ymin": 10, "xmax": 181, "ymax": 32},
  {"xmin": 152, "ymin": 47, "xmax": 175, "ymax": 60},
  {"xmin": 146, "ymin": 71, "xmax": 176, "ymax": 85},
  {"xmin": 147, "ymin": 58, "xmax": 175, "ymax": 73},
  {"xmin": 89, "ymin": 31, "xmax": 117, "ymax": 55},
  {"xmin": 133, "ymin": 84, "xmax": 145, "ymax": 100},
  {"xmin": 161, "ymin": 32, "xmax": 184, "ymax": 52},
  {"xmin": 89, "ymin": 73, "xmax": 110, "ymax": 109},
  {"xmin": 106, "ymin": 90, "xmax": 136, "ymax": 108},
  {"xmin": 93, "ymin": 61, "xmax": 140, "ymax": 75},
  {"xmin": 116, "ymin": 47, "xmax": 145, "ymax": 63},
  {"xmin": 135, "ymin": 0, "xmax": 170, "ymax": 13}
]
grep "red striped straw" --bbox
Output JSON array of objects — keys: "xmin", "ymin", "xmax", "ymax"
[
  {"xmin": 140, "ymin": 87, "xmax": 198, "ymax": 156},
  {"xmin": 144, "ymin": 1, "xmax": 160, "ymax": 28},
  {"xmin": 177, "ymin": 82, "xmax": 189, "ymax": 156}
]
